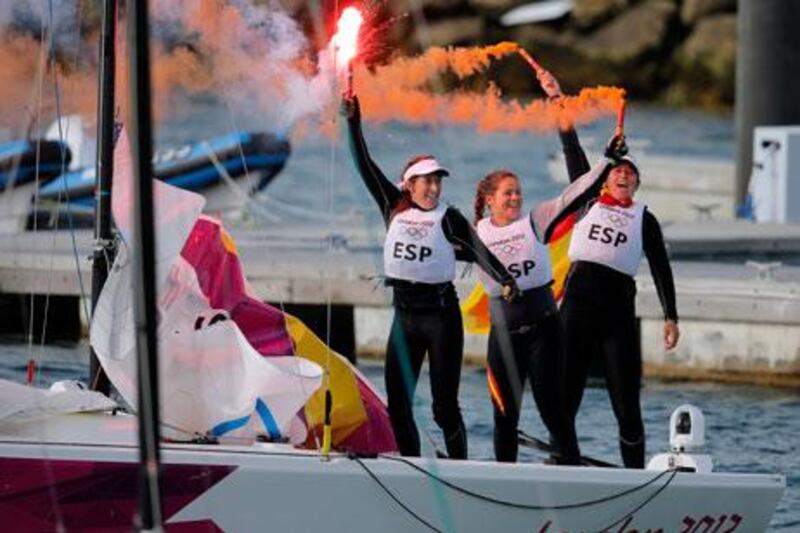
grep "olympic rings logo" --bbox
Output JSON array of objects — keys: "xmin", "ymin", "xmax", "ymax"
[
  {"xmin": 493, "ymin": 242, "xmax": 524, "ymax": 258},
  {"xmin": 602, "ymin": 210, "xmax": 629, "ymax": 228},
  {"xmin": 402, "ymin": 226, "xmax": 429, "ymax": 240}
]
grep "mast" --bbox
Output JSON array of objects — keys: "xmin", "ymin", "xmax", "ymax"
[
  {"xmin": 127, "ymin": 0, "xmax": 163, "ymax": 529},
  {"xmin": 88, "ymin": 0, "xmax": 116, "ymax": 394}
]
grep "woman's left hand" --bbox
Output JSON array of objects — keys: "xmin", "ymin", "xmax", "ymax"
[{"xmin": 663, "ymin": 319, "xmax": 680, "ymax": 350}]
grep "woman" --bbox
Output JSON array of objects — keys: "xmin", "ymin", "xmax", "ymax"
[
  {"xmin": 562, "ymin": 150, "xmax": 680, "ymax": 469},
  {"xmin": 342, "ymin": 94, "xmax": 519, "ymax": 459},
  {"xmin": 472, "ymin": 124, "xmax": 619, "ymax": 463}
]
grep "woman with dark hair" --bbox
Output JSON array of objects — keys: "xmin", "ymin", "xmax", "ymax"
[
  {"xmin": 342, "ymin": 94, "xmax": 519, "ymax": 459},
  {"xmin": 562, "ymin": 148, "xmax": 680, "ymax": 469}
]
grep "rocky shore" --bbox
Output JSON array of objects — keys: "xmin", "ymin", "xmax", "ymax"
[
  {"xmin": 38, "ymin": 0, "xmax": 739, "ymax": 109},
  {"xmin": 404, "ymin": 0, "xmax": 737, "ymax": 107},
  {"xmin": 392, "ymin": 0, "xmax": 738, "ymax": 107}
]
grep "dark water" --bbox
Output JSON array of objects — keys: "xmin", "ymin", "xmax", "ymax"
[
  {"xmin": 1, "ymin": 343, "xmax": 796, "ymax": 530},
  {"xmin": 157, "ymin": 102, "xmax": 736, "ymax": 241}
]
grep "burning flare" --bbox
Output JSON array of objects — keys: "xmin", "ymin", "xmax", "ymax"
[{"xmin": 333, "ymin": 7, "xmax": 364, "ymax": 69}]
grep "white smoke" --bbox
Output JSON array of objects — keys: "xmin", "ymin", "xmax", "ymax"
[
  {"xmin": 0, "ymin": 0, "xmax": 341, "ymax": 135},
  {"xmin": 147, "ymin": 0, "xmax": 340, "ymax": 133},
  {"xmin": 0, "ymin": 0, "xmax": 81, "ymax": 59}
]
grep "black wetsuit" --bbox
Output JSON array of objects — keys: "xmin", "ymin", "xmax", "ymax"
[
  {"xmin": 485, "ymin": 129, "xmax": 599, "ymax": 464},
  {"xmin": 346, "ymin": 102, "xmax": 514, "ymax": 459},
  {"xmin": 561, "ymin": 203, "xmax": 678, "ymax": 468}
]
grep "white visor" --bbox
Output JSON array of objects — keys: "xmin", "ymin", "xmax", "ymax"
[{"xmin": 401, "ymin": 158, "xmax": 450, "ymax": 185}]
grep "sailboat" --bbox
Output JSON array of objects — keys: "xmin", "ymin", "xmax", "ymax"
[{"xmin": 0, "ymin": 1, "xmax": 785, "ymax": 531}]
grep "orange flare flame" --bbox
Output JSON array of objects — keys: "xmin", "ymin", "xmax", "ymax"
[{"xmin": 353, "ymin": 42, "xmax": 626, "ymax": 133}]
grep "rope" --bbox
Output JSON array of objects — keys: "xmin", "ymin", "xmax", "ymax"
[
  {"xmin": 380, "ymin": 454, "xmax": 678, "ymax": 511},
  {"xmin": 352, "ymin": 455, "xmax": 443, "ymax": 532},
  {"xmin": 597, "ymin": 469, "xmax": 679, "ymax": 533},
  {"xmin": 26, "ymin": 0, "xmax": 51, "ymax": 386}
]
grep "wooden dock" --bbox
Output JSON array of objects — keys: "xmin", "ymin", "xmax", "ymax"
[{"xmin": 1, "ymin": 226, "xmax": 798, "ymax": 386}]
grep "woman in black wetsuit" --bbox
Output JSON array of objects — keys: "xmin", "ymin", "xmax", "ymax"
[
  {"xmin": 473, "ymin": 90, "xmax": 625, "ymax": 463},
  {"xmin": 342, "ymin": 94, "xmax": 519, "ymax": 459},
  {"xmin": 562, "ymin": 147, "xmax": 680, "ymax": 469}
]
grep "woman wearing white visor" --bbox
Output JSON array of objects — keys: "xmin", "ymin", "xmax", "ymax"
[{"xmin": 342, "ymin": 95, "xmax": 519, "ymax": 459}]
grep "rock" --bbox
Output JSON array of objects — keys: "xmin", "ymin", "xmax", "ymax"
[
  {"xmin": 681, "ymin": 0, "xmax": 737, "ymax": 25},
  {"xmin": 424, "ymin": 17, "xmax": 484, "ymax": 47},
  {"xmin": 677, "ymin": 14, "xmax": 737, "ymax": 78},
  {"xmin": 670, "ymin": 14, "xmax": 737, "ymax": 104},
  {"xmin": 572, "ymin": 0, "xmax": 630, "ymax": 29},
  {"xmin": 419, "ymin": 0, "xmax": 470, "ymax": 13},
  {"xmin": 468, "ymin": 0, "xmax": 519, "ymax": 13},
  {"xmin": 577, "ymin": 0, "xmax": 678, "ymax": 63},
  {"xmin": 511, "ymin": 24, "xmax": 577, "ymax": 50}
]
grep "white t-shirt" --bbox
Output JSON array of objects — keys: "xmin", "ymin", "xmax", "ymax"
[
  {"xmin": 475, "ymin": 215, "xmax": 552, "ymax": 296},
  {"xmin": 568, "ymin": 201, "xmax": 645, "ymax": 276},
  {"xmin": 383, "ymin": 204, "xmax": 456, "ymax": 284}
]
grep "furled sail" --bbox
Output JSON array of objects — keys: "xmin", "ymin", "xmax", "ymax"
[{"xmin": 90, "ymin": 127, "xmax": 322, "ymax": 441}]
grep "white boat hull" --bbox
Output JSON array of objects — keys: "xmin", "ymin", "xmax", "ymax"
[{"xmin": 0, "ymin": 412, "xmax": 785, "ymax": 532}]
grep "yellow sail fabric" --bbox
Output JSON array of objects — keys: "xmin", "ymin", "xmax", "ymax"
[{"xmin": 284, "ymin": 314, "xmax": 368, "ymax": 445}]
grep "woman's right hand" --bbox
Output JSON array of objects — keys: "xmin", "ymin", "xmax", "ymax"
[
  {"xmin": 340, "ymin": 94, "xmax": 360, "ymax": 120},
  {"xmin": 604, "ymin": 133, "xmax": 628, "ymax": 160}
]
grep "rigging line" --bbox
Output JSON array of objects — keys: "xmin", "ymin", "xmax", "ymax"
[
  {"xmin": 380, "ymin": 454, "xmax": 678, "ymax": 511},
  {"xmin": 199, "ymin": 141, "xmax": 271, "ymax": 216},
  {"xmin": 202, "ymin": 142, "xmax": 352, "ymax": 225},
  {"xmin": 277, "ymin": 299, "xmax": 322, "ymax": 453},
  {"xmin": 41, "ymin": 10, "xmax": 91, "ymax": 361},
  {"xmin": 26, "ymin": 0, "xmax": 51, "ymax": 381},
  {"xmin": 219, "ymin": 89, "xmax": 258, "ymax": 196},
  {"xmin": 320, "ymin": 0, "xmax": 342, "ymax": 456},
  {"xmin": 596, "ymin": 469, "xmax": 679, "ymax": 533},
  {"xmin": 352, "ymin": 455, "xmax": 443, "ymax": 532},
  {"xmin": 31, "ymin": 4, "xmax": 68, "ymax": 531}
]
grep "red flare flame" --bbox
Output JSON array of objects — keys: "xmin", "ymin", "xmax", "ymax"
[{"xmin": 333, "ymin": 7, "xmax": 364, "ymax": 68}]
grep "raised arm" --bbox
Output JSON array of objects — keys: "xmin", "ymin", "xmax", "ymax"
[
  {"xmin": 535, "ymin": 63, "xmax": 589, "ymax": 182},
  {"xmin": 532, "ymin": 158, "xmax": 609, "ymax": 242},
  {"xmin": 559, "ymin": 127, "xmax": 590, "ymax": 182},
  {"xmin": 442, "ymin": 207, "xmax": 515, "ymax": 287},
  {"xmin": 343, "ymin": 96, "xmax": 402, "ymax": 221},
  {"xmin": 534, "ymin": 133, "xmax": 629, "ymax": 240}
]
